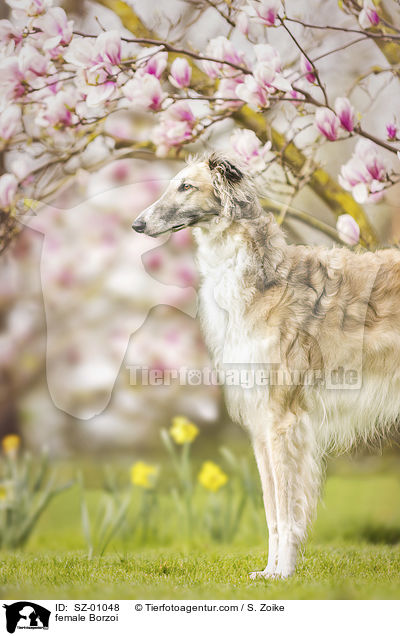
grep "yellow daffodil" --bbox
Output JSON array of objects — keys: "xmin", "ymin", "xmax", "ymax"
[
  {"xmin": 169, "ymin": 416, "xmax": 199, "ymax": 445},
  {"xmin": 130, "ymin": 461, "xmax": 158, "ymax": 489},
  {"xmin": 0, "ymin": 481, "xmax": 13, "ymax": 504},
  {"xmin": 198, "ymin": 461, "xmax": 228, "ymax": 492},
  {"xmin": 2, "ymin": 434, "xmax": 21, "ymax": 457}
]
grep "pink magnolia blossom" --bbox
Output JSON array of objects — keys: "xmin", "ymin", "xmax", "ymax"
[
  {"xmin": 254, "ymin": 44, "xmax": 281, "ymax": 71},
  {"xmin": 334, "ymin": 97, "xmax": 356, "ymax": 132},
  {"xmin": 339, "ymin": 139, "xmax": 387, "ymax": 203},
  {"xmin": 64, "ymin": 32, "xmax": 123, "ymax": 106},
  {"xmin": 64, "ymin": 37, "xmax": 97, "ymax": 68},
  {"xmin": 35, "ymin": 87, "xmax": 78, "ymax": 127},
  {"xmin": 169, "ymin": 58, "xmax": 191, "ymax": 89},
  {"xmin": 339, "ymin": 157, "xmax": 370, "ymax": 188},
  {"xmin": 336, "ymin": 214, "xmax": 360, "ymax": 246},
  {"xmin": 0, "ymin": 104, "xmax": 22, "ymax": 141},
  {"xmin": 123, "ymin": 75, "xmax": 165, "ymax": 111},
  {"xmin": 19, "ymin": 43, "xmax": 51, "ymax": 77},
  {"xmin": 152, "ymin": 101, "xmax": 196, "ymax": 155},
  {"xmin": 74, "ymin": 62, "xmax": 107, "ymax": 91},
  {"xmin": 204, "ymin": 36, "xmax": 246, "ymax": 77},
  {"xmin": 96, "ymin": 30, "xmax": 121, "ymax": 66},
  {"xmin": 208, "ymin": 36, "xmax": 244, "ymax": 66},
  {"xmin": 36, "ymin": 7, "xmax": 73, "ymax": 52},
  {"xmin": 0, "ymin": 20, "xmax": 23, "ymax": 53},
  {"xmin": 215, "ymin": 77, "xmax": 244, "ymax": 109},
  {"xmin": 355, "ymin": 139, "xmax": 386, "ymax": 181},
  {"xmin": 238, "ymin": 6, "xmax": 266, "ymax": 39},
  {"xmin": 300, "ymin": 56, "xmax": 316, "ymax": 84},
  {"xmin": 358, "ymin": 174, "xmax": 385, "ymax": 201},
  {"xmin": 0, "ymin": 57, "xmax": 26, "ymax": 102},
  {"xmin": 86, "ymin": 81, "xmax": 117, "ymax": 108},
  {"xmin": 248, "ymin": 0, "xmax": 281, "ymax": 26},
  {"xmin": 352, "ymin": 182, "xmax": 372, "ymax": 204},
  {"xmin": 253, "ymin": 62, "xmax": 291, "ymax": 92},
  {"xmin": 231, "ymin": 128, "xmax": 272, "ymax": 171},
  {"xmin": 166, "ymin": 101, "xmax": 196, "ymax": 124},
  {"xmin": 314, "ymin": 107, "xmax": 340, "ymax": 141},
  {"xmin": 140, "ymin": 51, "xmax": 168, "ymax": 79},
  {"xmin": 201, "ymin": 59, "xmax": 220, "ymax": 79},
  {"xmin": 285, "ymin": 87, "xmax": 304, "ymax": 106},
  {"xmin": 0, "ymin": 173, "xmax": 18, "ymax": 209},
  {"xmin": 386, "ymin": 122, "xmax": 397, "ymax": 141},
  {"xmin": 253, "ymin": 62, "xmax": 275, "ymax": 88},
  {"xmin": 7, "ymin": 0, "xmax": 52, "ymax": 16},
  {"xmin": 152, "ymin": 120, "xmax": 194, "ymax": 155},
  {"xmin": 0, "ymin": 46, "xmax": 54, "ymax": 105},
  {"xmin": 359, "ymin": 0, "xmax": 380, "ymax": 28},
  {"xmin": 65, "ymin": 31, "xmax": 121, "ymax": 83},
  {"xmin": 236, "ymin": 75, "xmax": 269, "ymax": 110}
]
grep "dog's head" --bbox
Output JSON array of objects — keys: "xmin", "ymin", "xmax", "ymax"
[{"xmin": 132, "ymin": 154, "xmax": 258, "ymax": 237}]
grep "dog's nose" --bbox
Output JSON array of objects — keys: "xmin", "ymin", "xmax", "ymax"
[{"xmin": 132, "ymin": 218, "xmax": 146, "ymax": 233}]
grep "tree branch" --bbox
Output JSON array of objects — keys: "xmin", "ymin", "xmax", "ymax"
[{"xmin": 260, "ymin": 197, "xmax": 348, "ymax": 245}]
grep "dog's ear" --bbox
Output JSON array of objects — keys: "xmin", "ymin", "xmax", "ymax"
[
  {"xmin": 208, "ymin": 154, "xmax": 244, "ymax": 186},
  {"xmin": 208, "ymin": 153, "xmax": 250, "ymax": 218}
]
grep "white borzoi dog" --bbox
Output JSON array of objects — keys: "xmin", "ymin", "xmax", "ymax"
[{"xmin": 133, "ymin": 153, "xmax": 400, "ymax": 578}]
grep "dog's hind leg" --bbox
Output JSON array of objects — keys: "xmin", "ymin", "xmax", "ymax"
[
  {"xmin": 249, "ymin": 436, "xmax": 279, "ymax": 579},
  {"xmin": 267, "ymin": 410, "xmax": 321, "ymax": 578}
]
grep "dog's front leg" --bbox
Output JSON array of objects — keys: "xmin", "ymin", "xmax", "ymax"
[
  {"xmin": 250, "ymin": 436, "xmax": 279, "ymax": 579},
  {"xmin": 267, "ymin": 411, "xmax": 321, "ymax": 578}
]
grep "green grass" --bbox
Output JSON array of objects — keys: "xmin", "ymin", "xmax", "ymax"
[
  {"xmin": 1, "ymin": 464, "xmax": 400, "ymax": 599},
  {"xmin": 2, "ymin": 545, "xmax": 400, "ymax": 600}
]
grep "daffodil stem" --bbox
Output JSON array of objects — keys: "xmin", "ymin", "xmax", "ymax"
[{"xmin": 181, "ymin": 443, "xmax": 193, "ymax": 540}]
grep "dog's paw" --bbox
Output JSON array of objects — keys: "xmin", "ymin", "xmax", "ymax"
[
  {"xmin": 274, "ymin": 567, "xmax": 294, "ymax": 579},
  {"xmin": 249, "ymin": 569, "xmax": 276, "ymax": 580}
]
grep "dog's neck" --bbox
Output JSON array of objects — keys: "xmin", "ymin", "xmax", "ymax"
[{"xmin": 193, "ymin": 213, "xmax": 287, "ymax": 292}]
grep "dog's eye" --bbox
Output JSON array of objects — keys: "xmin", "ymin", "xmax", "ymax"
[{"xmin": 179, "ymin": 183, "xmax": 194, "ymax": 192}]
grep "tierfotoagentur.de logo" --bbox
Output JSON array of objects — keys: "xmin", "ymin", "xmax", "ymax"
[{"xmin": 3, "ymin": 603, "xmax": 51, "ymax": 634}]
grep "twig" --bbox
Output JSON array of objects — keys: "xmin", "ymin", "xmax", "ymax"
[
  {"xmin": 312, "ymin": 36, "xmax": 368, "ymax": 63},
  {"xmin": 284, "ymin": 15, "xmax": 400, "ymax": 40},
  {"xmin": 278, "ymin": 16, "xmax": 329, "ymax": 106},
  {"xmin": 262, "ymin": 197, "xmax": 348, "ymax": 245},
  {"xmin": 72, "ymin": 30, "xmax": 251, "ymax": 75}
]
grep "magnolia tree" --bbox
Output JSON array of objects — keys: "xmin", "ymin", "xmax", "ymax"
[
  {"xmin": 0, "ymin": 0, "xmax": 400, "ymax": 449},
  {"xmin": 0, "ymin": 0, "xmax": 400, "ymax": 248}
]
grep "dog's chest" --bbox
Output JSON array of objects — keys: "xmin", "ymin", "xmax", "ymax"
[
  {"xmin": 200, "ymin": 270, "xmax": 247, "ymax": 363},
  {"xmin": 196, "ymin": 240, "xmax": 275, "ymax": 370},
  {"xmin": 197, "ymin": 240, "xmax": 248, "ymax": 353}
]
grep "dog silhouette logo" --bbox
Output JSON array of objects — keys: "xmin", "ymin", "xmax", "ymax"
[{"xmin": 3, "ymin": 602, "xmax": 51, "ymax": 634}]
